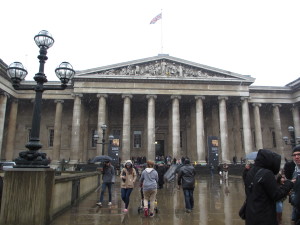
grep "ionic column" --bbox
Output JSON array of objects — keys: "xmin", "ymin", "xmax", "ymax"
[
  {"xmin": 0, "ymin": 93, "xmax": 8, "ymax": 159},
  {"xmin": 241, "ymin": 97, "xmax": 253, "ymax": 155},
  {"xmin": 70, "ymin": 94, "xmax": 83, "ymax": 163},
  {"xmin": 171, "ymin": 95, "xmax": 181, "ymax": 159},
  {"xmin": 5, "ymin": 99, "xmax": 18, "ymax": 161},
  {"xmin": 218, "ymin": 97, "xmax": 229, "ymax": 163},
  {"xmin": 97, "ymin": 94, "xmax": 107, "ymax": 156},
  {"xmin": 252, "ymin": 103, "xmax": 263, "ymax": 150},
  {"xmin": 273, "ymin": 104, "xmax": 284, "ymax": 157},
  {"xmin": 147, "ymin": 95, "xmax": 157, "ymax": 161},
  {"xmin": 52, "ymin": 100, "xmax": 64, "ymax": 162},
  {"xmin": 292, "ymin": 105, "xmax": 300, "ymax": 139},
  {"xmin": 122, "ymin": 94, "xmax": 132, "ymax": 161},
  {"xmin": 233, "ymin": 104, "xmax": 243, "ymax": 159},
  {"xmin": 195, "ymin": 96, "xmax": 205, "ymax": 163}
]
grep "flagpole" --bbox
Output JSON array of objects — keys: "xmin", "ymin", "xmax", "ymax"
[{"xmin": 161, "ymin": 9, "xmax": 163, "ymax": 54}]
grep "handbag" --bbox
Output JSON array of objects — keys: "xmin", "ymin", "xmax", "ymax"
[{"xmin": 239, "ymin": 200, "xmax": 246, "ymax": 220}]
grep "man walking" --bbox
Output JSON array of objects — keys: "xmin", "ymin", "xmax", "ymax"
[{"xmin": 178, "ymin": 159, "xmax": 196, "ymax": 213}]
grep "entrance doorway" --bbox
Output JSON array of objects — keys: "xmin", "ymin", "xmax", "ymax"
[{"xmin": 155, "ymin": 140, "xmax": 164, "ymax": 158}]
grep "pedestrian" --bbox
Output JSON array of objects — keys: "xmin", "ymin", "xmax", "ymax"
[
  {"xmin": 120, "ymin": 160, "xmax": 137, "ymax": 212},
  {"xmin": 139, "ymin": 160, "xmax": 158, "ymax": 217},
  {"xmin": 289, "ymin": 145, "xmax": 300, "ymax": 224},
  {"xmin": 156, "ymin": 162, "xmax": 167, "ymax": 189},
  {"xmin": 244, "ymin": 149, "xmax": 294, "ymax": 225},
  {"xmin": 276, "ymin": 173, "xmax": 287, "ymax": 225},
  {"xmin": 177, "ymin": 159, "xmax": 196, "ymax": 213},
  {"xmin": 222, "ymin": 163, "xmax": 229, "ymax": 180},
  {"xmin": 242, "ymin": 163, "xmax": 252, "ymax": 183},
  {"xmin": 96, "ymin": 161, "xmax": 115, "ymax": 207},
  {"xmin": 209, "ymin": 164, "xmax": 215, "ymax": 176}
]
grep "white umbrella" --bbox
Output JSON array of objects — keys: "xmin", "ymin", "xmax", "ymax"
[{"xmin": 245, "ymin": 151, "xmax": 258, "ymax": 160}]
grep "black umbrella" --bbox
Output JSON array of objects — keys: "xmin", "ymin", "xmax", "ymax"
[{"xmin": 91, "ymin": 155, "xmax": 113, "ymax": 163}]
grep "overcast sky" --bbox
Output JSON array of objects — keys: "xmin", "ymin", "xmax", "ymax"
[{"xmin": 1, "ymin": 0, "xmax": 300, "ymax": 86}]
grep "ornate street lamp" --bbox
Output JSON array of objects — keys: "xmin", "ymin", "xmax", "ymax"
[
  {"xmin": 6, "ymin": 30, "xmax": 75, "ymax": 168},
  {"xmin": 283, "ymin": 126, "xmax": 300, "ymax": 149},
  {"xmin": 93, "ymin": 124, "xmax": 114, "ymax": 155}
]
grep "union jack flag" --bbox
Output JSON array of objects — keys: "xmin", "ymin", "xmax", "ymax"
[{"xmin": 150, "ymin": 13, "xmax": 162, "ymax": 24}]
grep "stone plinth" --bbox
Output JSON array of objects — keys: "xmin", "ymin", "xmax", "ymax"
[{"xmin": 0, "ymin": 168, "xmax": 55, "ymax": 225}]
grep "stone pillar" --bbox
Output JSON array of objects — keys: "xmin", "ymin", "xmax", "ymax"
[
  {"xmin": 218, "ymin": 97, "xmax": 229, "ymax": 163},
  {"xmin": 70, "ymin": 94, "xmax": 83, "ymax": 163},
  {"xmin": 0, "ymin": 93, "xmax": 8, "ymax": 159},
  {"xmin": 147, "ymin": 95, "xmax": 157, "ymax": 161},
  {"xmin": 292, "ymin": 105, "xmax": 300, "ymax": 139},
  {"xmin": 171, "ymin": 95, "xmax": 181, "ymax": 159},
  {"xmin": 241, "ymin": 97, "xmax": 253, "ymax": 155},
  {"xmin": 195, "ymin": 96, "xmax": 205, "ymax": 163},
  {"xmin": 232, "ymin": 105, "xmax": 243, "ymax": 159},
  {"xmin": 122, "ymin": 94, "xmax": 132, "ymax": 161},
  {"xmin": 0, "ymin": 168, "xmax": 55, "ymax": 225},
  {"xmin": 5, "ymin": 99, "xmax": 18, "ymax": 161},
  {"xmin": 273, "ymin": 104, "xmax": 284, "ymax": 157},
  {"xmin": 97, "ymin": 94, "xmax": 107, "ymax": 156},
  {"xmin": 252, "ymin": 103, "xmax": 263, "ymax": 150},
  {"xmin": 52, "ymin": 100, "xmax": 64, "ymax": 162}
]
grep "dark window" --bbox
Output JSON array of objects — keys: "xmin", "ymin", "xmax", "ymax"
[
  {"xmin": 272, "ymin": 131, "xmax": 276, "ymax": 147},
  {"xmin": 133, "ymin": 131, "xmax": 142, "ymax": 148},
  {"xmin": 48, "ymin": 129, "xmax": 54, "ymax": 147}
]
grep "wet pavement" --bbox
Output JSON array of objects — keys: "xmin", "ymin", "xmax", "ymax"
[{"xmin": 50, "ymin": 174, "xmax": 293, "ymax": 225}]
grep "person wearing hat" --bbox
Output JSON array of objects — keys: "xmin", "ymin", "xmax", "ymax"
[
  {"xmin": 139, "ymin": 160, "xmax": 158, "ymax": 217},
  {"xmin": 177, "ymin": 158, "xmax": 196, "ymax": 213},
  {"xmin": 120, "ymin": 160, "xmax": 137, "ymax": 212}
]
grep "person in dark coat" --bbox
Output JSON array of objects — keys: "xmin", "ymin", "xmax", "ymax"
[
  {"xmin": 177, "ymin": 159, "xmax": 196, "ymax": 213},
  {"xmin": 156, "ymin": 162, "xmax": 167, "ymax": 189},
  {"xmin": 244, "ymin": 149, "xmax": 294, "ymax": 225}
]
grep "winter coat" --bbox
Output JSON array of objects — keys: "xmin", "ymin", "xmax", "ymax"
[
  {"xmin": 102, "ymin": 165, "xmax": 115, "ymax": 183},
  {"xmin": 139, "ymin": 168, "xmax": 158, "ymax": 191},
  {"xmin": 177, "ymin": 164, "xmax": 195, "ymax": 189},
  {"xmin": 244, "ymin": 149, "xmax": 293, "ymax": 225},
  {"xmin": 120, "ymin": 167, "xmax": 137, "ymax": 189}
]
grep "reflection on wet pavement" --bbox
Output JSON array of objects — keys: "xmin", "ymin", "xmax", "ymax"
[{"xmin": 50, "ymin": 175, "xmax": 293, "ymax": 225}]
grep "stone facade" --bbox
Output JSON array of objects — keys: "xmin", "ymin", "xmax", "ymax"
[{"xmin": 0, "ymin": 55, "xmax": 299, "ymax": 164}]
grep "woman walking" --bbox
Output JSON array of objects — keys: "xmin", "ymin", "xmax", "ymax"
[
  {"xmin": 139, "ymin": 160, "xmax": 158, "ymax": 217},
  {"xmin": 120, "ymin": 160, "xmax": 137, "ymax": 212}
]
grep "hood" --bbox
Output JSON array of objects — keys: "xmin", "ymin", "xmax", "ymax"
[
  {"xmin": 145, "ymin": 168, "xmax": 154, "ymax": 173},
  {"xmin": 125, "ymin": 160, "xmax": 132, "ymax": 165},
  {"xmin": 254, "ymin": 149, "xmax": 281, "ymax": 174}
]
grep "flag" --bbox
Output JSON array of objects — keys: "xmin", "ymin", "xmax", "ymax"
[{"xmin": 150, "ymin": 13, "xmax": 162, "ymax": 24}]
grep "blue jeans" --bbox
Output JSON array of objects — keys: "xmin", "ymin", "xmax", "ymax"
[
  {"xmin": 121, "ymin": 188, "xmax": 133, "ymax": 209},
  {"xmin": 183, "ymin": 189, "xmax": 194, "ymax": 210},
  {"xmin": 99, "ymin": 182, "xmax": 112, "ymax": 202}
]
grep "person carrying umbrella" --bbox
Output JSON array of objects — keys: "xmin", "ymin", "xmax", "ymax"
[{"xmin": 96, "ymin": 160, "xmax": 115, "ymax": 207}]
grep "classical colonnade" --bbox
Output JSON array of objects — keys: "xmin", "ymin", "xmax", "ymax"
[{"xmin": 0, "ymin": 92, "xmax": 299, "ymax": 163}]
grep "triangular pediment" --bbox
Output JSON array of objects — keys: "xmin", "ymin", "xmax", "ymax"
[{"xmin": 76, "ymin": 55, "xmax": 255, "ymax": 84}]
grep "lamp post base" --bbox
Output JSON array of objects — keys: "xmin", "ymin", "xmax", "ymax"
[{"xmin": 14, "ymin": 150, "xmax": 50, "ymax": 168}]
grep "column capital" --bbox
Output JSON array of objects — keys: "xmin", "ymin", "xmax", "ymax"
[
  {"xmin": 97, "ymin": 94, "xmax": 108, "ymax": 99},
  {"xmin": 241, "ymin": 96, "xmax": 250, "ymax": 101},
  {"xmin": 252, "ymin": 103, "xmax": 262, "ymax": 107},
  {"xmin": 54, "ymin": 99, "xmax": 64, "ymax": 104},
  {"xmin": 0, "ymin": 92, "xmax": 10, "ymax": 98},
  {"xmin": 171, "ymin": 95, "xmax": 181, "ymax": 100},
  {"xmin": 272, "ymin": 103, "xmax": 282, "ymax": 108},
  {"xmin": 71, "ymin": 93, "xmax": 83, "ymax": 98},
  {"xmin": 218, "ymin": 96, "xmax": 228, "ymax": 101},
  {"xmin": 146, "ymin": 94, "xmax": 157, "ymax": 100},
  {"xmin": 122, "ymin": 94, "xmax": 133, "ymax": 99},
  {"xmin": 195, "ymin": 96, "xmax": 205, "ymax": 100}
]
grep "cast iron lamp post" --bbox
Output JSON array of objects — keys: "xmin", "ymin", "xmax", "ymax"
[
  {"xmin": 6, "ymin": 30, "xmax": 75, "ymax": 168},
  {"xmin": 283, "ymin": 126, "xmax": 300, "ymax": 149},
  {"xmin": 93, "ymin": 124, "xmax": 114, "ymax": 155}
]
